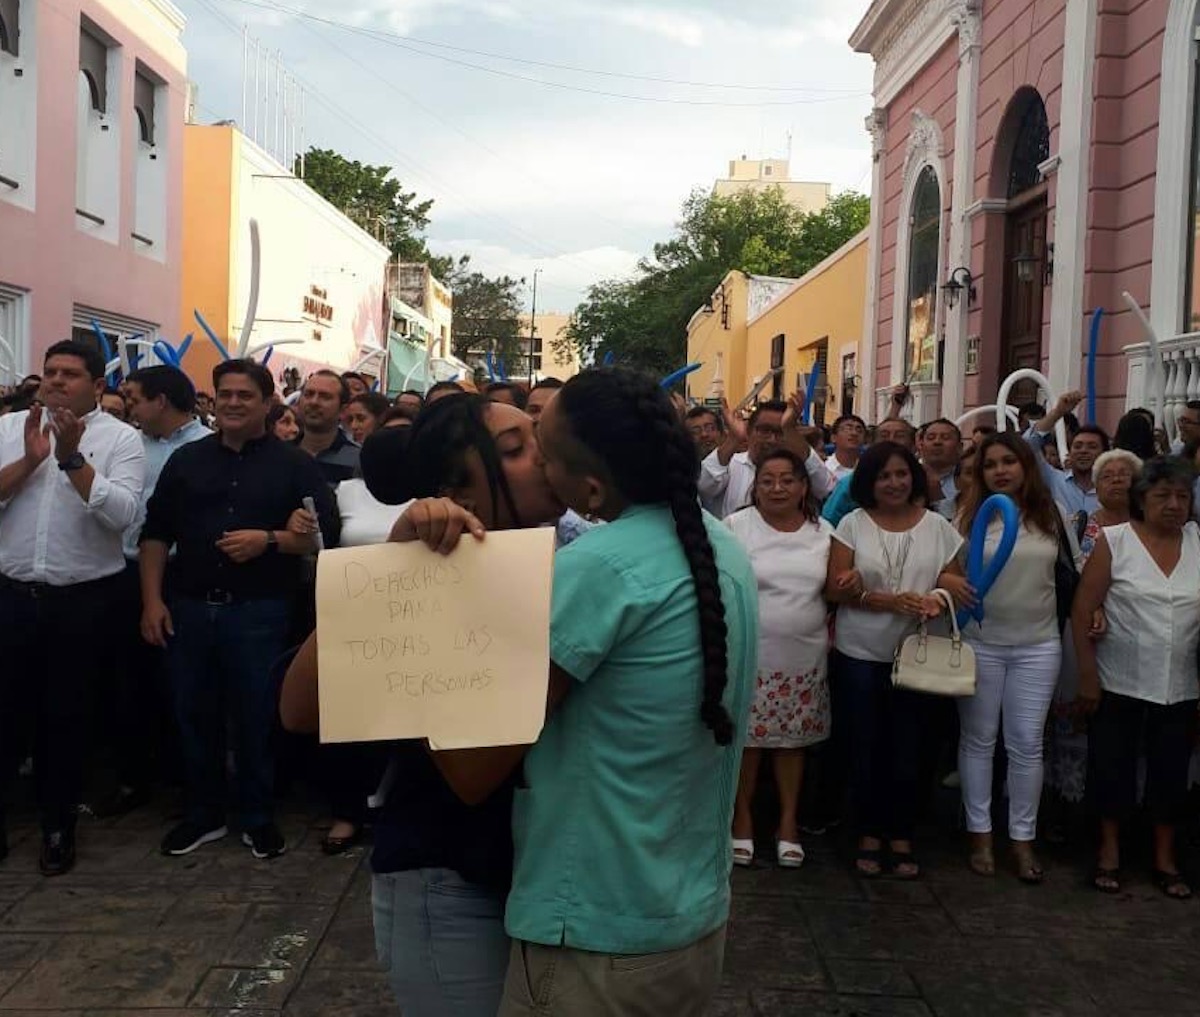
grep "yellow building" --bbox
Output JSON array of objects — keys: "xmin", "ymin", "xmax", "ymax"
[
  {"xmin": 744, "ymin": 230, "xmax": 869, "ymax": 425},
  {"xmin": 685, "ymin": 271, "xmax": 796, "ymax": 406},
  {"xmin": 180, "ymin": 124, "xmax": 391, "ymax": 391},
  {"xmin": 713, "ymin": 158, "xmax": 830, "ymax": 215}
]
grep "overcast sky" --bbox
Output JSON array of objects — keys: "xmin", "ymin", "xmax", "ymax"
[{"xmin": 180, "ymin": 0, "xmax": 876, "ymax": 310}]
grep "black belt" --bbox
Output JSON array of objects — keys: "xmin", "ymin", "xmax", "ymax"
[{"xmin": 0, "ymin": 572, "xmax": 119, "ymax": 598}]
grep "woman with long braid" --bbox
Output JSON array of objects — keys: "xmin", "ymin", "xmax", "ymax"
[{"xmin": 398, "ymin": 368, "xmax": 758, "ymax": 1016}]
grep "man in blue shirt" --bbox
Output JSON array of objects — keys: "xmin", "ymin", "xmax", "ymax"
[
  {"xmin": 1023, "ymin": 390, "xmax": 1108, "ymax": 519},
  {"xmin": 94, "ymin": 367, "xmax": 210, "ymax": 818}
]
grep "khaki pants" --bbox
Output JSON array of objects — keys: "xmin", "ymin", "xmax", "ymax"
[{"xmin": 497, "ymin": 925, "xmax": 726, "ymax": 1017}]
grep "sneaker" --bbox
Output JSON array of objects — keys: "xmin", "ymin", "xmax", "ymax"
[
  {"xmin": 39, "ymin": 830, "xmax": 76, "ymax": 877},
  {"xmin": 242, "ymin": 823, "xmax": 286, "ymax": 860},
  {"xmin": 160, "ymin": 820, "xmax": 228, "ymax": 856}
]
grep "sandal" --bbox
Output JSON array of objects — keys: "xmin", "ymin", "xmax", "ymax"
[
  {"xmin": 776, "ymin": 838, "xmax": 805, "ymax": 869},
  {"xmin": 1012, "ymin": 842, "xmax": 1045, "ymax": 885},
  {"xmin": 1091, "ymin": 867, "xmax": 1121, "ymax": 894},
  {"xmin": 731, "ymin": 838, "xmax": 754, "ymax": 868},
  {"xmin": 855, "ymin": 846, "xmax": 884, "ymax": 879},
  {"xmin": 889, "ymin": 848, "xmax": 920, "ymax": 881},
  {"xmin": 1152, "ymin": 869, "xmax": 1192, "ymax": 900},
  {"xmin": 968, "ymin": 834, "xmax": 995, "ymax": 877}
]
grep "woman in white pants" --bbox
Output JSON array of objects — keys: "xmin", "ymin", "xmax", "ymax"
[{"xmin": 954, "ymin": 432, "xmax": 1071, "ymax": 884}]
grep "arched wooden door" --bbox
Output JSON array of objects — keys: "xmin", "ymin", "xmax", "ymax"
[{"xmin": 999, "ymin": 92, "xmax": 1051, "ymax": 405}]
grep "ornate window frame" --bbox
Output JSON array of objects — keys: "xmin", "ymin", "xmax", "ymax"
[
  {"xmin": 1150, "ymin": 0, "xmax": 1200, "ymax": 340},
  {"xmin": 890, "ymin": 111, "xmax": 948, "ymax": 386}
]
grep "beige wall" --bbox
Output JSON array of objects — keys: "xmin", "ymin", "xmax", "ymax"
[
  {"xmin": 713, "ymin": 158, "xmax": 831, "ymax": 216},
  {"xmin": 519, "ymin": 312, "xmax": 581, "ymax": 380}
]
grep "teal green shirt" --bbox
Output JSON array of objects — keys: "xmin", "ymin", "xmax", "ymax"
[{"xmin": 505, "ymin": 504, "xmax": 759, "ymax": 954}]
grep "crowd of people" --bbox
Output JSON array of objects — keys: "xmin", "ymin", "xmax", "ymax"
[{"xmin": 0, "ymin": 340, "xmax": 1198, "ymax": 1015}]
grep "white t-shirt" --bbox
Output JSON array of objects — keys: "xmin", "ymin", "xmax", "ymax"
[
  {"xmin": 725, "ymin": 508, "xmax": 833, "ymax": 674},
  {"xmin": 833, "ymin": 509, "xmax": 964, "ymax": 663},
  {"xmin": 824, "ymin": 453, "xmax": 856, "ymax": 483},
  {"xmin": 336, "ymin": 479, "xmax": 407, "ymax": 548},
  {"xmin": 963, "ymin": 519, "xmax": 1058, "ymax": 646}
]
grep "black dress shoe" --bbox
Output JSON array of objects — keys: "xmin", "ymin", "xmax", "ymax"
[
  {"xmin": 39, "ymin": 830, "xmax": 76, "ymax": 877},
  {"xmin": 91, "ymin": 785, "xmax": 152, "ymax": 819}
]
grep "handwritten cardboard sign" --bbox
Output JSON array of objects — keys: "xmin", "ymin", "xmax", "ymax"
[{"xmin": 315, "ymin": 529, "xmax": 555, "ymax": 747}]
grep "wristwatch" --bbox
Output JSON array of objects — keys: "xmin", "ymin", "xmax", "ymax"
[
  {"xmin": 264, "ymin": 530, "xmax": 279, "ymax": 552},
  {"xmin": 58, "ymin": 452, "xmax": 86, "ymax": 472}
]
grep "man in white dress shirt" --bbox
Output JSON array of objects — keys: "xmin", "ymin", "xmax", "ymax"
[
  {"xmin": 0, "ymin": 340, "xmax": 145, "ymax": 875},
  {"xmin": 824, "ymin": 414, "xmax": 866, "ymax": 482},
  {"xmin": 698, "ymin": 395, "xmax": 836, "ymax": 519}
]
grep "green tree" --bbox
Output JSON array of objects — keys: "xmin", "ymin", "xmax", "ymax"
[
  {"xmin": 297, "ymin": 147, "xmax": 439, "ymax": 263},
  {"xmin": 559, "ymin": 187, "xmax": 870, "ymax": 371},
  {"xmin": 448, "ymin": 271, "xmax": 526, "ymax": 371}
]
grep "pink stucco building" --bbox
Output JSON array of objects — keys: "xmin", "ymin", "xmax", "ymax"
[
  {"xmin": 851, "ymin": 0, "xmax": 1200, "ymax": 440},
  {"xmin": 0, "ymin": 0, "xmax": 186, "ymax": 380}
]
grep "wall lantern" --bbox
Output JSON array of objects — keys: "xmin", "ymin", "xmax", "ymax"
[
  {"xmin": 1013, "ymin": 248, "xmax": 1040, "ymax": 285},
  {"xmin": 941, "ymin": 266, "xmax": 976, "ymax": 310}
]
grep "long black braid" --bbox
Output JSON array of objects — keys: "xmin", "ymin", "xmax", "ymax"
[
  {"xmin": 361, "ymin": 393, "xmax": 522, "ymax": 527},
  {"xmin": 557, "ymin": 368, "xmax": 734, "ymax": 745}
]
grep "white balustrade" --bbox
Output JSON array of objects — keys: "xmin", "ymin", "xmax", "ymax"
[{"xmin": 1124, "ymin": 330, "xmax": 1200, "ymax": 440}]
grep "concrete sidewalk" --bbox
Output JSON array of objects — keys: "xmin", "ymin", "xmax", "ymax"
[{"xmin": 1, "ymin": 804, "xmax": 1199, "ymax": 1015}]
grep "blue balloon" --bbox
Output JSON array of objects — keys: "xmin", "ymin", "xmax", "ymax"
[
  {"xmin": 152, "ymin": 339, "xmax": 178, "ymax": 367},
  {"xmin": 660, "ymin": 362, "xmax": 702, "ymax": 389},
  {"xmin": 485, "ymin": 350, "xmax": 497, "ymax": 382},
  {"xmin": 1086, "ymin": 308, "xmax": 1104, "ymax": 424},
  {"xmin": 957, "ymin": 493, "xmax": 1020, "ymax": 628},
  {"xmin": 194, "ymin": 310, "xmax": 232, "ymax": 361},
  {"xmin": 261, "ymin": 346, "xmax": 274, "ymax": 367},
  {"xmin": 803, "ymin": 364, "xmax": 821, "ymax": 424},
  {"xmin": 602, "ymin": 350, "xmax": 615, "ymax": 366},
  {"xmin": 177, "ymin": 334, "xmax": 194, "ymax": 360}
]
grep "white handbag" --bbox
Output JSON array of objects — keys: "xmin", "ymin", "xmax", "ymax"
[{"xmin": 892, "ymin": 589, "xmax": 976, "ymax": 697}]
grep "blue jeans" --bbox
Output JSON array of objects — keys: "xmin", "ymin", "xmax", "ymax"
[
  {"xmin": 168, "ymin": 597, "xmax": 290, "ymax": 829},
  {"xmin": 835, "ymin": 651, "xmax": 927, "ymax": 842},
  {"xmin": 372, "ymin": 868, "xmax": 509, "ymax": 1017}
]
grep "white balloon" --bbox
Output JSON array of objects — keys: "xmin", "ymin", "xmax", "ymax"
[{"xmin": 996, "ymin": 368, "xmax": 1069, "ymax": 465}]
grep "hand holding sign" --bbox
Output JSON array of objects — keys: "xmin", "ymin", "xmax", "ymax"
[{"xmin": 315, "ymin": 529, "xmax": 555, "ymax": 748}]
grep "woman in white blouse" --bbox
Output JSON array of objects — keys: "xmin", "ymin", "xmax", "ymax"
[
  {"xmin": 726, "ymin": 449, "xmax": 834, "ymax": 869},
  {"xmin": 337, "ymin": 421, "xmax": 413, "ymax": 547},
  {"xmin": 954, "ymin": 432, "xmax": 1071, "ymax": 884},
  {"xmin": 1073, "ymin": 457, "xmax": 1200, "ymax": 899},
  {"xmin": 825, "ymin": 442, "xmax": 963, "ymax": 879}
]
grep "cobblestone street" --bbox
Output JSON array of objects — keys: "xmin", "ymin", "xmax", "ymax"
[{"xmin": 2, "ymin": 798, "xmax": 1200, "ymax": 1015}]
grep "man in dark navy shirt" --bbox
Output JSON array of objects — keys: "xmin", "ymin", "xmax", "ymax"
[
  {"xmin": 140, "ymin": 359, "xmax": 338, "ymax": 861},
  {"xmin": 297, "ymin": 370, "xmax": 360, "ymax": 486}
]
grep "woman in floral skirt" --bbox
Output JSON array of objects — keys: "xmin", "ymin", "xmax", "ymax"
[{"xmin": 726, "ymin": 446, "xmax": 834, "ymax": 868}]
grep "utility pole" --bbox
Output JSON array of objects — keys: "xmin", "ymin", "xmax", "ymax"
[{"xmin": 527, "ymin": 268, "xmax": 541, "ymax": 383}]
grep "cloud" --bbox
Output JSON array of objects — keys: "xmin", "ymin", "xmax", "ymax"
[{"xmin": 597, "ymin": 6, "xmax": 706, "ymax": 47}]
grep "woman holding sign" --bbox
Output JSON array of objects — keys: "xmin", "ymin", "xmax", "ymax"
[
  {"xmin": 955, "ymin": 432, "xmax": 1077, "ymax": 883},
  {"xmin": 281, "ymin": 393, "xmax": 567, "ymax": 1016}
]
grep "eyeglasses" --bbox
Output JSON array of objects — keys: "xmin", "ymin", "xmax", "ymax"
[
  {"xmin": 752, "ymin": 425, "xmax": 784, "ymax": 438},
  {"xmin": 755, "ymin": 475, "xmax": 801, "ymax": 490}
]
